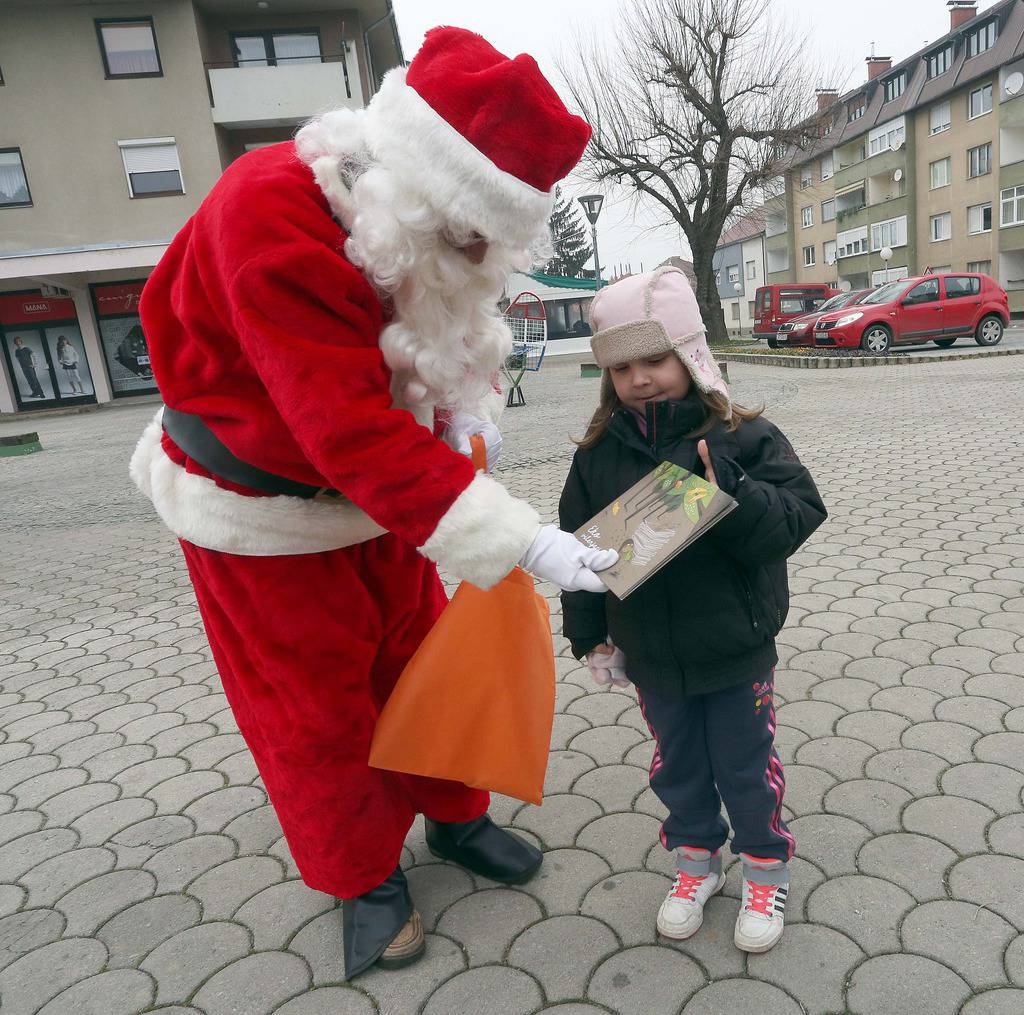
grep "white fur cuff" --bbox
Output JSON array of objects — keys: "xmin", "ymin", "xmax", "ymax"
[{"xmin": 419, "ymin": 474, "xmax": 540, "ymax": 589}]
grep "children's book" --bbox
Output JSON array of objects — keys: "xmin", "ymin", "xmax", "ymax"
[{"xmin": 574, "ymin": 461, "xmax": 738, "ymax": 599}]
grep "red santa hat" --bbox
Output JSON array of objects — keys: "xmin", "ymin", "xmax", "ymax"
[{"xmin": 363, "ymin": 26, "xmax": 592, "ymax": 248}]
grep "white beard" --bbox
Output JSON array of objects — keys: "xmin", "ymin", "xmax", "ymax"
[{"xmin": 296, "ymin": 108, "xmax": 547, "ymax": 416}]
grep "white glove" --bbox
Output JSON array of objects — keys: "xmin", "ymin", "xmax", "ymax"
[
  {"xmin": 586, "ymin": 639, "xmax": 630, "ymax": 688},
  {"xmin": 518, "ymin": 524, "xmax": 618, "ymax": 593},
  {"xmin": 446, "ymin": 411, "xmax": 502, "ymax": 472}
]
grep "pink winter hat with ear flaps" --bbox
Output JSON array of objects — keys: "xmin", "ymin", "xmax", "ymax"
[{"xmin": 589, "ymin": 266, "xmax": 732, "ymax": 417}]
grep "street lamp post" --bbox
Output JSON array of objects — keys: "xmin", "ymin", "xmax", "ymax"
[
  {"xmin": 579, "ymin": 194, "xmax": 605, "ymax": 288},
  {"xmin": 880, "ymin": 245, "xmax": 893, "ymax": 285}
]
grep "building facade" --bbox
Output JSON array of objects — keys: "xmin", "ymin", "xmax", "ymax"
[
  {"xmin": 0, "ymin": 0, "xmax": 402, "ymax": 415},
  {"xmin": 768, "ymin": 0, "xmax": 1024, "ymax": 312},
  {"xmin": 712, "ymin": 209, "xmax": 766, "ymax": 333}
]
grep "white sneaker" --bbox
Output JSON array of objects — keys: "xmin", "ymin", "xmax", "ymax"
[
  {"xmin": 657, "ymin": 847, "xmax": 725, "ymax": 940},
  {"xmin": 734, "ymin": 854, "xmax": 788, "ymax": 953}
]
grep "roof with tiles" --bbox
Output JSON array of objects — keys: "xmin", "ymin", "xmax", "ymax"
[{"xmin": 789, "ymin": 0, "xmax": 1024, "ymax": 167}]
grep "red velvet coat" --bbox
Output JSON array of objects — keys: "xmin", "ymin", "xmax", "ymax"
[{"xmin": 131, "ymin": 142, "xmax": 538, "ymax": 583}]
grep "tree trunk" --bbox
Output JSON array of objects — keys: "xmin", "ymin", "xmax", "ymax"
[{"xmin": 690, "ymin": 243, "xmax": 729, "ymax": 344}]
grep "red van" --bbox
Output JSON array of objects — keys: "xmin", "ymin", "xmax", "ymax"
[
  {"xmin": 812, "ymin": 272, "xmax": 1009, "ymax": 352},
  {"xmin": 753, "ymin": 284, "xmax": 839, "ymax": 343}
]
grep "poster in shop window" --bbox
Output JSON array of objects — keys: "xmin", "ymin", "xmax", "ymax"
[
  {"xmin": 97, "ymin": 316, "xmax": 157, "ymax": 394},
  {"xmin": 44, "ymin": 326, "xmax": 95, "ymax": 398},
  {"xmin": 4, "ymin": 329, "xmax": 56, "ymax": 403}
]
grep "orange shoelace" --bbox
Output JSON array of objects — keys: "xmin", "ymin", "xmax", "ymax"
[
  {"xmin": 746, "ymin": 881, "xmax": 777, "ymax": 916},
  {"xmin": 671, "ymin": 871, "xmax": 706, "ymax": 902}
]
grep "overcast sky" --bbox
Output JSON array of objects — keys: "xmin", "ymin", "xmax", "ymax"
[{"xmin": 393, "ymin": 0, "xmax": 1002, "ymax": 273}]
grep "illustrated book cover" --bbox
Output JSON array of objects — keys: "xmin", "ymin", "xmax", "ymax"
[{"xmin": 574, "ymin": 461, "xmax": 738, "ymax": 599}]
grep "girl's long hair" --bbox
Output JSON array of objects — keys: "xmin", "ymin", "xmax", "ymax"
[{"xmin": 576, "ymin": 369, "xmax": 762, "ymax": 450}]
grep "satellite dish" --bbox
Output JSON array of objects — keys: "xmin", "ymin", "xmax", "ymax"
[
  {"xmin": 839, "ymin": 280, "xmax": 853, "ymax": 292},
  {"xmin": 893, "ymin": 169, "xmax": 904, "ymax": 183},
  {"xmin": 826, "ymin": 254, "xmax": 837, "ymax": 266},
  {"xmin": 891, "ymin": 138, "xmax": 905, "ymax": 152},
  {"xmin": 1006, "ymin": 71, "xmax": 1024, "ymax": 96}
]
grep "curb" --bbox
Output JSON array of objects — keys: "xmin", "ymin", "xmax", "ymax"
[{"xmin": 717, "ymin": 347, "xmax": 1024, "ymax": 369}]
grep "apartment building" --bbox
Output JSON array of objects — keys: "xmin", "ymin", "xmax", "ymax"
[
  {"xmin": 0, "ymin": 0, "xmax": 402, "ymax": 415},
  {"xmin": 767, "ymin": 0, "xmax": 1024, "ymax": 312},
  {"xmin": 712, "ymin": 208, "xmax": 767, "ymax": 334}
]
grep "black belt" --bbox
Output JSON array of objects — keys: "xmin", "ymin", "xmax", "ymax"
[{"xmin": 162, "ymin": 406, "xmax": 339, "ymax": 500}]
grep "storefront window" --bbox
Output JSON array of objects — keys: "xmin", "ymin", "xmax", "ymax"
[
  {"xmin": 91, "ymin": 281, "xmax": 158, "ymax": 396},
  {"xmin": 0, "ymin": 293, "xmax": 96, "ymax": 410}
]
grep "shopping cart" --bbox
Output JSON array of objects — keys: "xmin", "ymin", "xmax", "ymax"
[{"xmin": 500, "ymin": 291, "xmax": 548, "ymax": 408}]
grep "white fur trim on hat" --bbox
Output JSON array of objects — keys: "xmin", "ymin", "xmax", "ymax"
[
  {"xmin": 363, "ymin": 69, "xmax": 555, "ymax": 249},
  {"xmin": 129, "ymin": 410, "xmax": 387, "ymax": 556},
  {"xmin": 419, "ymin": 473, "xmax": 540, "ymax": 590}
]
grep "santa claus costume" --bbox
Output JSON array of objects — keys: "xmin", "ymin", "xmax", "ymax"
[{"xmin": 130, "ymin": 27, "xmax": 614, "ymax": 978}]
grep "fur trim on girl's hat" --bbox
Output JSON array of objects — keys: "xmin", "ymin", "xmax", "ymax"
[
  {"xmin": 361, "ymin": 27, "xmax": 592, "ymax": 249},
  {"xmin": 589, "ymin": 266, "xmax": 732, "ymax": 415}
]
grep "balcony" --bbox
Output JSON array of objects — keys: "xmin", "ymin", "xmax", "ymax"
[
  {"xmin": 208, "ymin": 57, "xmax": 364, "ymax": 129},
  {"xmin": 833, "ymin": 196, "xmax": 909, "ymax": 236}
]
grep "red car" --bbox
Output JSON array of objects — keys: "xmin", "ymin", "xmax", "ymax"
[
  {"xmin": 771, "ymin": 289, "xmax": 873, "ymax": 348},
  {"xmin": 813, "ymin": 273, "xmax": 1008, "ymax": 353}
]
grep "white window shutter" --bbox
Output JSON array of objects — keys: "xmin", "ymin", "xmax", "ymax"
[{"xmin": 120, "ymin": 140, "xmax": 180, "ymax": 175}]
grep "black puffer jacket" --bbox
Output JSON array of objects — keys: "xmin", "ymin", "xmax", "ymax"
[{"xmin": 559, "ymin": 395, "xmax": 827, "ymax": 698}]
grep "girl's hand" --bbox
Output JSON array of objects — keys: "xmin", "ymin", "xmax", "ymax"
[
  {"xmin": 697, "ymin": 440, "xmax": 716, "ymax": 486},
  {"xmin": 586, "ymin": 640, "xmax": 629, "ymax": 688}
]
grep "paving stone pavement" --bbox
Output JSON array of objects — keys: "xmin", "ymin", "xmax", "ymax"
[{"xmin": 2, "ymin": 354, "xmax": 1024, "ymax": 1015}]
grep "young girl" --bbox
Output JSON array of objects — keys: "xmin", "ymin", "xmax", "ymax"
[{"xmin": 559, "ymin": 266, "xmax": 826, "ymax": 953}]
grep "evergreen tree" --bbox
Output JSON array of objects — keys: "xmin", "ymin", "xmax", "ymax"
[{"xmin": 543, "ymin": 186, "xmax": 594, "ymax": 277}]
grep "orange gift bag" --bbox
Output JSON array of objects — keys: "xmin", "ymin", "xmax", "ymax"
[{"xmin": 369, "ymin": 439, "xmax": 556, "ymax": 805}]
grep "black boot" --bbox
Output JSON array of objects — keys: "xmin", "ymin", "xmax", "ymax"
[
  {"xmin": 342, "ymin": 866, "xmax": 424, "ymax": 979},
  {"xmin": 425, "ymin": 814, "xmax": 543, "ymax": 884}
]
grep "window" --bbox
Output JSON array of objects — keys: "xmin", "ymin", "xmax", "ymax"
[
  {"xmin": 932, "ymin": 266, "xmax": 953, "ymax": 274},
  {"xmin": 966, "ymin": 20, "xmax": 998, "ymax": 59},
  {"xmin": 906, "ymin": 278, "xmax": 940, "ymax": 303},
  {"xmin": 930, "ymin": 157, "xmax": 951, "ymax": 189},
  {"xmin": 824, "ymin": 240, "xmax": 837, "ymax": 265},
  {"xmin": 748, "ymin": 301, "xmax": 756, "ymax": 317},
  {"xmin": 730, "ymin": 303, "xmax": 740, "ymax": 321},
  {"xmin": 96, "ymin": 17, "xmax": 162, "ymax": 78},
  {"xmin": 848, "ymin": 98, "xmax": 866, "ymax": 123},
  {"xmin": 745, "ymin": 260, "xmax": 756, "ymax": 280},
  {"xmin": 869, "ymin": 117, "xmax": 906, "ymax": 157},
  {"xmin": 931, "ymin": 213, "xmax": 952, "ymax": 242},
  {"xmin": 871, "ymin": 216, "xmax": 907, "ymax": 251},
  {"xmin": 822, "ymin": 199, "xmax": 836, "ymax": 223},
  {"xmin": 1001, "ymin": 185, "xmax": 1024, "ymax": 226},
  {"xmin": 968, "ymin": 202, "xmax": 993, "ymax": 234},
  {"xmin": 944, "ymin": 275, "xmax": 982, "ymax": 299},
  {"xmin": 801, "ymin": 205, "xmax": 813, "ymax": 228},
  {"xmin": 968, "ymin": 260, "xmax": 992, "ymax": 275},
  {"xmin": 871, "ymin": 267, "xmax": 909, "ymax": 287},
  {"xmin": 820, "ymin": 154, "xmax": 834, "ymax": 181},
  {"xmin": 803, "ymin": 245, "xmax": 816, "ymax": 267},
  {"xmin": 969, "ymin": 143, "xmax": 992, "ymax": 178},
  {"xmin": 800, "ymin": 169, "xmax": 813, "ymax": 189},
  {"xmin": 883, "ymin": 73, "xmax": 906, "ymax": 104},
  {"xmin": 727, "ymin": 264, "xmax": 740, "ymax": 285},
  {"xmin": 927, "ymin": 44, "xmax": 954, "ymax": 79},
  {"xmin": 930, "ymin": 101, "xmax": 952, "ymax": 135},
  {"xmin": 119, "ymin": 138, "xmax": 183, "ymax": 197},
  {"xmin": 0, "ymin": 149, "xmax": 31, "ymax": 208},
  {"xmin": 837, "ymin": 226, "xmax": 868, "ymax": 258},
  {"xmin": 969, "ymin": 84, "xmax": 993, "ymax": 119},
  {"xmin": 231, "ymin": 30, "xmax": 322, "ymax": 67}
]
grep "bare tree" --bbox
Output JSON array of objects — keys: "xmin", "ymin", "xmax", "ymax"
[{"xmin": 561, "ymin": 0, "xmax": 828, "ymax": 341}]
